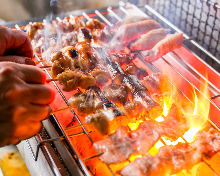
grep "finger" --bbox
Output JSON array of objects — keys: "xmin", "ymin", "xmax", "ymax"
[
  {"xmin": 0, "ymin": 55, "xmax": 35, "ymax": 65},
  {"xmin": 12, "ymin": 122, "xmax": 42, "ymax": 144},
  {"xmin": 27, "ymin": 84, "xmax": 55, "ymax": 105},
  {"xmin": 0, "ymin": 26, "xmax": 33, "ymax": 57},
  {"xmin": 18, "ymin": 64, "xmax": 46, "ymax": 84}
]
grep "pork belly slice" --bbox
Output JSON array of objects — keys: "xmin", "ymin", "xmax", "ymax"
[
  {"xmin": 118, "ymin": 20, "xmax": 161, "ymax": 42},
  {"xmin": 68, "ymin": 89, "xmax": 103, "ymax": 115},
  {"xmin": 94, "ymin": 127, "xmax": 136, "ymax": 164},
  {"xmin": 131, "ymin": 121, "xmax": 161, "ymax": 154},
  {"xmin": 121, "ymin": 127, "xmax": 220, "ymax": 176},
  {"xmin": 121, "ymin": 15, "xmax": 150, "ymax": 25},
  {"xmin": 57, "ymin": 69, "xmax": 96, "ymax": 91},
  {"xmin": 120, "ymin": 154, "xmax": 153, "ymax": 176},
  {"xmin": 130, "ymin": 28, "xmax": 168, "ymax": 51},
  {"xmin": 145, "ymin": 33, "xmax": 183, "ymax": 62}
]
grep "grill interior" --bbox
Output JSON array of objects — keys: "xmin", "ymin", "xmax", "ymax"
[{"xmin": 12, "ymin": 1, "xmax": 220, "ymax": 176}]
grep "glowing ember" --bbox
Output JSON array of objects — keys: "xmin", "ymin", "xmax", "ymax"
[{"xmin": 129, "ymin": 153, "xmax": 142, "ymax": 162}]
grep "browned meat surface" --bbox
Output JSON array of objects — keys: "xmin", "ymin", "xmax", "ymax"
[
  {"xmin": 86, "ymin": 19, "xmax": 105, "ymax": 30},
  {"xmin": 25, "ymin": 22, "xmax": 44, "ymax": 40},
  {"xmin": 51, "ymin": 50, "xmax": 75, "ymax": 78},
  {"xmin": 57, "ymin": 69, "xmax": 95, "ymax": 91},
  {"xmin": 141, "ymin": 72, "xmax": 161, "ymax": 94},
  {"xmin": 130, "ymin": 28, "xmax": 168, "ymax": 51},
  {"xmin": 125, "ymin": 64, "xmax": 148, "ymax": 80},
  {"xmin": 123, "ymin": 101, "xmax": 146, "ymax": 117},
  {"xmin": 68, "ymin": 89, "xmax": 103, "ymax": 115},
  {"xmin": 56, "ymin": 16, "xmax": 85, "ymax": 32},
  {"xmin": 89, "ymin": 67, "xmax": 111, "ymax": 86},
  {"xmin": 118, "ymin": 20, "xmax": 161, "ymax": 42},
  {"xmin": 94, "ymin": 127, "xmax": 136, "ymax": 164},
  {"xmin": 111, "ymin": 53, "xmax": 133, "ymax": 65},
  {"xmin": 145, "ymin": 33, "xmax": 183, "ymax": 62},
  {"xmin": 103, "ymin": 83, "xmax": 130, "ymax": 104}
]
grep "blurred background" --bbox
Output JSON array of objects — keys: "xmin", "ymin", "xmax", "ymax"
[{"xmin": 0, "ymin": 0, "xmax": 124, "ymax": 23}]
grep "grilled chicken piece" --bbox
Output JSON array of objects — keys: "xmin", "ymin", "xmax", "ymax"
[
  {"xmin": 68, "ymin": 89, "xmax": 103, "ymax": 115},
  {"xmin": 86, "ymin": 19, "xmax": 105, "ymax": 30},
  {"xmin": 103, "ymin": 83, "xmax": 130, "ymax": 104},
  {"xmin": 89, "ymin": 68, "xmax": 111, "ymax": 86},
  {"xmin": 123, "ymin": 101, "xmax": 146, "ymax": 118},
  {"xmin": 130, "ymin": 28, "xmax": 168, "ymax": 51},
  {"xmin": 57, "ymin": 69, "xmax": 96, "ymax": 91},
  {"xmin": 56, "ymin": 16, "xmax": 85, "ymax": 32},
  {"xmin": 125, "ymin": 64, "xmax": 148, "ymax": 80},
  {"xmin": 131, "ymin": 121, "xmax": 161, "ymax": 154},
  {"xmin": 112, "ymin": 53, "xmax": 133, "ymax": 65},
  {"xmin": 51, "ymin": 50, "xmax": 75, "ymax": 78},
  {"xmin": 85, "ymin": 108, "xmax": 124, "ymax": 135},
  {"xmin": 121, "ymin": 127, "xmax": 220, "ymax": 176},
  {"xmin": 94, "ymin": 127, "xmax": 136, "ymax": 164},
  {"xmin": 145, "ymin": 33, "xmax": 184, "ymax": 62},
  {"xmin": 25, "ymin": 22, "xmax": 44, "ymax": 40},
  {"xmin": 118, "ymin": 20, "xmax": 161, "ymax": 42}
]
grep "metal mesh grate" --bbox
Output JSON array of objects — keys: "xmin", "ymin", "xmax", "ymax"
[{"xmin": 145, "ymin": 0, "xmax": 220, "ymax": 68}]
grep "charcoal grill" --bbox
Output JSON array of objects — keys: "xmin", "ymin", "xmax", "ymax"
[{"xmin": 4, "ymin": 0, "xmax": 220, "ymax": 175}]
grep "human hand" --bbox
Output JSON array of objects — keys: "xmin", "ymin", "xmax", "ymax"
[
  {"xmin": 0, "ymin": 62, "xmax": 55, "ymax": 146},
  {"xmin": 0, "ymin": 25, "xmax": 34, "ymax": 65}
]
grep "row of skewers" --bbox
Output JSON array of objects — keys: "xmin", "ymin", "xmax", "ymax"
[{"xmin": 23, "ymin": 13, "xmax": 220, "ymax": 176}]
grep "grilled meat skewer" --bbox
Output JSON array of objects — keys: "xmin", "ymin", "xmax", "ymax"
[
  {"xmin": 121, "ymin": 126, "xmax": 220, "ymax": 176},
  {"xmin": 145, "ymin": 33, "xmax": 184, "ymax": 62},
  {"xmin": 117, "ymin": 20, "xmax": 161, "ymax": 42},
  {"xmin": 130, "ymin": 28, "xmax": 168, "ymax": 51}
]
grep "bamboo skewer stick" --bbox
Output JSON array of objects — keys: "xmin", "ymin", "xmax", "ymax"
[
  {"xmin": 34, "ymin": 60, "xmax": 46, "ymax": 64},
  {"xmin": 40, "ymin": 65, "xmax": 52, "ymax": 69},
  {"xmin": 65, "ymin": 124, "xmax": 87, "ymax": 130},
  {"xmin": 46, "ymin": 78, "xmax": 58, "ymax": 83},
  {"xmin": 50, "ymin": 106, "xmax": 73, "ymax": 115}
]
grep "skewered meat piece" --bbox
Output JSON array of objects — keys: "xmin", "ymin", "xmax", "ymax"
[
  {"xmin": 141, "ymin": 72, "xmax": 161, "ymax": 94},
  {"xmin": 130, "ymin": 28, "xmax": 168, "ymax": 51},
  {"xmin": 118, "ymin": 20, "xmax": 161, "ymax": 42},
  {"xmin": 130, "ymin": 121, "xmax": 161, "ymax": 154},
  {"xmin": 121, "ymin": 126, "xmax": 220, "ymax": 176},
  {"xmin": 85, "ymin": 108, "xmax": 124, "ymax": 135},
  {"xmin": 94, "ymin": 126, "xmax": 136, "ymax": 164},
  {"xmin": 68, "ymin": 89, "xmax": 103, "ymax": 115},
  {"xmin": 120, "ymin": 154, "xmax": 153, "ymax": 176},
  {"xmin": 25, "ymin": 22, "xmax": 44, "ymax": 40},
  {"xmin": 119, "ymin": 15, "xmax": 150, "ymax": 25},
  {"xmin": 159, "ymin": 105, "xmax": 188, "ymax": 139},
  {"xmin": 89, "ymin": 67, "xmax": 111, "ymax": 86},
  {"xmin": 125, "ymin": 64, "xmax": 148, "ymax": 80},
  {"xmin": 103, "ymin": 83, "xmax": 130, "ymax": 104},
  {"xmin": 145, "ymin": 33, "xmax": 184, "ymax": 62},
  {"xmin": 56, "ymin": 16, "xmax": 85, "ymax": 32},
  {"xmin": 57, "ymin": 69, "xmax": 96, "ymax": 91},
  {"xmin": 77, "ymin": 28, "xmax": 93, "ymax": 41},
  {"xmin": 112, "ymin": 53, "xmax": 133, "ymax": 65},
  {"xmin": 51, "ymin": 50, "xmax": 75, "ymax": 78},
  {"xmin": 123, "ymin": 100, "xmax": 146, "ymax": 118},
  {"xmin": 86, "ymin": 19, "xmax": 105, "ymax": 30}
]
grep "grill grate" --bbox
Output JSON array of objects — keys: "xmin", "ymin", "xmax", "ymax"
[{"xmin": 14, "ymin": 1, "xmax": 220, "ymax": 176}]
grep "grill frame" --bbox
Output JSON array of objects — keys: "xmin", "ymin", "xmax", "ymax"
[{"xmin": 7, "ymin": 1, "xmax": 220, "ymax": 176}]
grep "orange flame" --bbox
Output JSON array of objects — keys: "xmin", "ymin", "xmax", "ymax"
[{"xmin": 183, "ymin": 79, "xmax": 210, "ymax": 143}]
